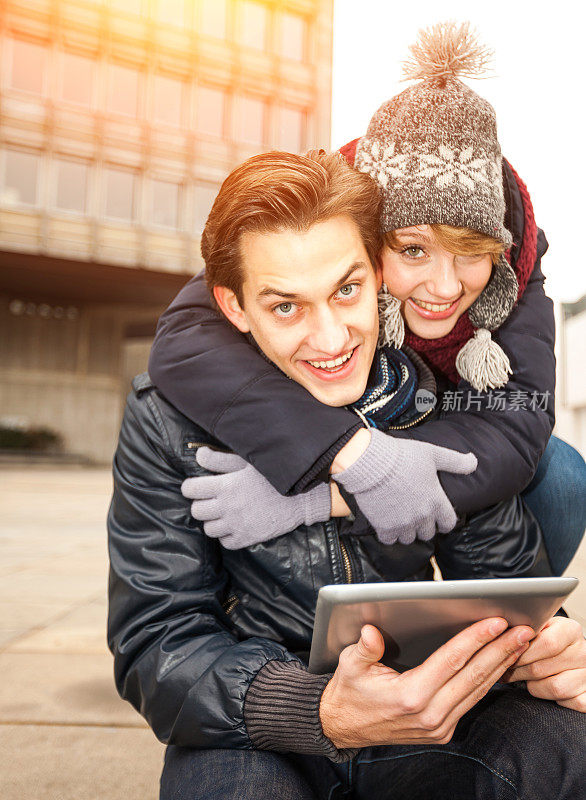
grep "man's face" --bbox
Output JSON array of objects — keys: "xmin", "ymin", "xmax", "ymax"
[{"xmin": 215, "ymin": 215, "xmax": 381, "ymax": 407}]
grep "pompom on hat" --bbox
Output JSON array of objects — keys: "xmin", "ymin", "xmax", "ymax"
[{"xmin": 355, "ymin": 22, "xmax": 520, "ymax": 392}]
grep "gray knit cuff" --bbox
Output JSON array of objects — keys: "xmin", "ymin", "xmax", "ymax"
[
  {"xmin": 243, "ymin": 660, "xmax": 358, "ymax": 763},
  {"xmin": 333, "ymin": 428, "xmax": 398, "ymax": 494},
  {"xmin": 301, "ymin": 482, "xmax": 332, "ymax": 526}
]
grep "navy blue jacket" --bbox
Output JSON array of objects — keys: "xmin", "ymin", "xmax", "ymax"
[{"xmin": 148, "ymin": 168, "xmax": 555, "ymax": 515}]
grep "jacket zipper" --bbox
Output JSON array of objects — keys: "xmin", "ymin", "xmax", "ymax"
[
  {"xmin": 339, "ymin": 539, "xmax": 353, "ymax": 583},
  {"xmin": 223, "ymin": 595, "xmax": 240, "ymax": 615},
  {"xmin": 386, "ymin": 406, "xmax": 434, "ymax": 430}
]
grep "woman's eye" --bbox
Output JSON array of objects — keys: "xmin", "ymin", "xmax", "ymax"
[
  {"xmin": 402, "ymin": 246, "xmax": 425, "ymax": 258},
  {"xmin": 457, "ymin": 253, "xmax": 488, "ymax": 264},
  {"xmin": 337, "ymin": 283, "xmax": 358, "ymax": 298}
]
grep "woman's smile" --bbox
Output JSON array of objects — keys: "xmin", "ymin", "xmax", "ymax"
[{"xmin": 407, "ymin": 294, "xmax": 463, "ymax": 320}]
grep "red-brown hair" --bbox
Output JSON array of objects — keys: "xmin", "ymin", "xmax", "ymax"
[{"xmin": 201, "ymin": 150, "xmax": 383, "ymax": 304}]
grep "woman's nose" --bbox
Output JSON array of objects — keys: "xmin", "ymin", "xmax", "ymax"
[{"xmin": 425, "ymin": 257, "xmax": 462, "ymax": 300}]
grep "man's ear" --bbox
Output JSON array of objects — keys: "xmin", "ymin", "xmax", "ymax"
[
  {"xmin": 213, "ymin": 286, "xmax": 250, "ymax": 333},
  {"xmin": 375, "ymin": 257, "xmax": 384, "ymax": 291}
]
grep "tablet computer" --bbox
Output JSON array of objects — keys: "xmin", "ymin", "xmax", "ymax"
[{"xmin": 308, "ymin": 577, "xmax": 578, "ymax": 674}]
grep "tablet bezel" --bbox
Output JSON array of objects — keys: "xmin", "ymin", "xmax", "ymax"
[{"xmin": 308, "ymin": 577, "xmax": 579, "ymax": 674}]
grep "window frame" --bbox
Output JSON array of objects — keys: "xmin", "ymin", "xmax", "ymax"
[
  {"xmin": 149, "ymin": 176, "xmax": 183, "ymax": 231},
  {"xmin": 6, "ymin": 36, "xmax": 49, "ymax": 97},
  {"xmin": 193, "ymin": 181, "xmax": 220, "ymax": 235},
  {"xmin": 194, "ymin": 83, "xmax": 227, "ymax": 139},
  {"xmin": 0, "ymin": 147, "xmax": 43, "ymax": 208},
  {"xmin": 105, "ymin": 61, "xmax": 144, "ymax": 119},
  {"xmin": 278, "ymin": 10, "xmax": 308, "ymax": 62},
  {"xmin": 51, "ymin": 156, "xmax": 91, "ymax": 216},
  {"xmin": 102, "ymin": 164, "xmax": 140, "ymax": 223},
  {"xmin": 238, "ymin": 0, "xmax": 269, "ymax": 52},
  {"xmin": 232, "ymin": 93, "xmax": 267, "ymax": 146}
]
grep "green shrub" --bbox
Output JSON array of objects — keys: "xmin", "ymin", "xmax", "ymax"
[{"xmin": 0, "ymin": 426, "xmax": 63, "ymax": 451}]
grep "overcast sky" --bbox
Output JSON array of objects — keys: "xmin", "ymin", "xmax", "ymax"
[{"xmin": 331, "ymin": 0, "xmax": 585, "ymax": 304}]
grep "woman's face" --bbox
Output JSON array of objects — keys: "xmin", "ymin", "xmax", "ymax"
[{"xmin": 380, "ymin": 225, "xmax": 493, "ymax": 339}]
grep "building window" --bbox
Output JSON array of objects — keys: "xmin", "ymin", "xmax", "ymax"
[
  {"xmin": 200, "ymin": 0, "xmax": 227, "ymax": 39},
  {"xmin": 9, "ymin": 39, "xmax": 47, "ymax": 95},
  {"xmin": 234, "ymin": 95, "xmax": 265, "ymax": 145},
  {"xmin": 60, "ymin": 52, "xmax": 94, "ymax": 107},
  {"xmin": 107, "ymin": 64, "xmax": 141, "ymax": 118},
  {"xmin": 103, "ymin": 167, "xmax": 137, "ymax": 221},
  {"xmin": 277, "ymin": 106, "xmax": 305, "ymax": 153},
  {"xmin": 279, "ymin": 12, "xmax": 307, "ymax": 61},
  {"xmin": 195, "ymin": 86, "xmax": 225, "ymax": 137},
  {"xmin": 153, "ymin": 74, "xmax": 183, "ymax": 127},
  {"xmin": 1, "ymin": 150, "xmax": 41, "ymax": 206},
  {"xmin": 240, "ymin": 1, "xmax": 268, "ymax": 50},
  {"xmin": 155, "ymin": 0, "xmax": 186, "ymax": 27},
  {"xmin": 110, "ymin": 0, "xmax": 143, "ymax": 13},
  {"xmin": 54, "ymin": 159, "xmax": 89, "ymax": 214},
  {"xmin": 151, "ymin": 179, "xmax": 180, "ymax": 229},
  {"xmin": 194, "ymin": 183, "xmax": 218, "ymax": 233}
]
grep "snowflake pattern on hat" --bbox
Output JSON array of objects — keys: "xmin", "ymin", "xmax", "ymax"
[
  {"xmin": 355, "ymin": 138, "xmax": 410, "ymax": 188},
  {"xmin": 415, "ymin": 145, "xmax": 492, "ymax": 191}
]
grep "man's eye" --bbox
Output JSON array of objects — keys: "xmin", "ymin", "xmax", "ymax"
[
  {"xmin": 273, "ymin": 302, "xmax": 296, "ymax": 317},
  {"xmin": 337, "ymin": 284, "xmax": 358, "ymax": 298}
]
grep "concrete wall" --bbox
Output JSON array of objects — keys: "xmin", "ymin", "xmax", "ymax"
[{"xmin": 0, "ymin": 295, "xmax": 160, "ymax": 463}]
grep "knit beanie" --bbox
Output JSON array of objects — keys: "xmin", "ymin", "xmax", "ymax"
[{"xmin": 355, "ymin": 22, "xmax": 519, "ymax": 392}]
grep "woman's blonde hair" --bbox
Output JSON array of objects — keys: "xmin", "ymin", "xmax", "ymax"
[{"xmin": 384, "ymin": 224, "xmax": 505, "ymax": 265}]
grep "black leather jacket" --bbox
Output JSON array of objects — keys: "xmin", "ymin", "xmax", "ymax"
[{"xmin": 107, "ymin": 373, "xmax": 550, "ymax": 749}]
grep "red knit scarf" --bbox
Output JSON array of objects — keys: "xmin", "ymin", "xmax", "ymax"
[{"xmin": 340, "ymin": 139, "xmax": 538, "ymax": 384}]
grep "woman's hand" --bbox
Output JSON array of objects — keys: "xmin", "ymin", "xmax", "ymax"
[
  {"xmin": 503, "ymin": 616, "xmax": 586, "ymax": 712},
  {"xmin": 331, "ymin": 428, "xmax": 478, "ymax": 545},
  {"xmin": 181, "ymin": 447, "xmax": 331, "ymax": 549}
]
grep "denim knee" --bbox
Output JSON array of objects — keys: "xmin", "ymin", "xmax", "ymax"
[{"xmin": 159, "ymin": 746, "xmax": 320, "ymax": 800}]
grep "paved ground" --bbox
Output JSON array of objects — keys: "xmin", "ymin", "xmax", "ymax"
[
  {"xmin": 0, "ymin": 466, "xmax": 585, "ymax": 799},
  {"xmin": 0, "ymin": 468, "xmax": 164, "ymax": 800}
]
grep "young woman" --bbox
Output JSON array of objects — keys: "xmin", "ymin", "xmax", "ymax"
[{"xmin": 149, "ymin": 23, "xmax": 585, "ymax": 573}]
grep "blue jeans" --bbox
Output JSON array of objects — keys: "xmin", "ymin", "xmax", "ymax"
[
  {"xmin": 160, "ymin": 685, "xmax": 586, "ymax": 799},
  {"xmin": 522, "ymin": 436, "xmax": 586, "ymax": 575}
]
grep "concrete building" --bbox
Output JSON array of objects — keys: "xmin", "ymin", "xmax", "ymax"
[
  {"xmin": 0, "ymin": 0, "xmax": 334, "ymax": 462},
  {"xmin": 555, "ymin": 296, "xmax": 586, "ymax": 457}
]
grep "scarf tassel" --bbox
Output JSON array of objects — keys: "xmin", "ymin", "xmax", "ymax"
[
  {"xmin": 455, "ymin": 328, "xmax": 512, "ymax": 392},
  {"xmin": 378, "ymin": 285, "xmax": 405, "ymax": 349}
]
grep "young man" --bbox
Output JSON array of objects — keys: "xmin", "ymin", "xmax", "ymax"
[{"xmin": 108, "ymin": 151, "xmax": 586, "ymax": 800}]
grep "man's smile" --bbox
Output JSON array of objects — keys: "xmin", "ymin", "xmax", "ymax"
[
  {"xmin": 305, "ymin": 347, "xmax": 356, "ymax": 371},
  {"xmin": 300, "ymin": 345, "xmax": 360, "ymax": 381}
]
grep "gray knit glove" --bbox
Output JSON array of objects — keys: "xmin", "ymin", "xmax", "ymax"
[
  {"xmin": 332, "ymin": 428, "xmax": 477, "ymax": 545},
  {"xmin": 181, "ymin": 447, "xmax": 331, "ymax": 549}
]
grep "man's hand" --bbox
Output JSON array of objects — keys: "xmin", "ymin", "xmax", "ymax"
[
  {"xmin": 319, "ymin": 619, "xmax": 534, "ymax": 749},
  {"xmin": 502, "ymin": 616, "xmax": 586, "ymax": 712},
  {"xmin": 331, "ymin": 428, "xmax": 477, "ymax": 545}
]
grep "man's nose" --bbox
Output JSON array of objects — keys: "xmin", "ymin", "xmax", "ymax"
[
  {"xmin": 425, "ymin": 256, "xmax": 462, "ymax": 300},
  {"xmin": 306, "ymin": 307, "xmax": 350, "ymax": 356}
]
